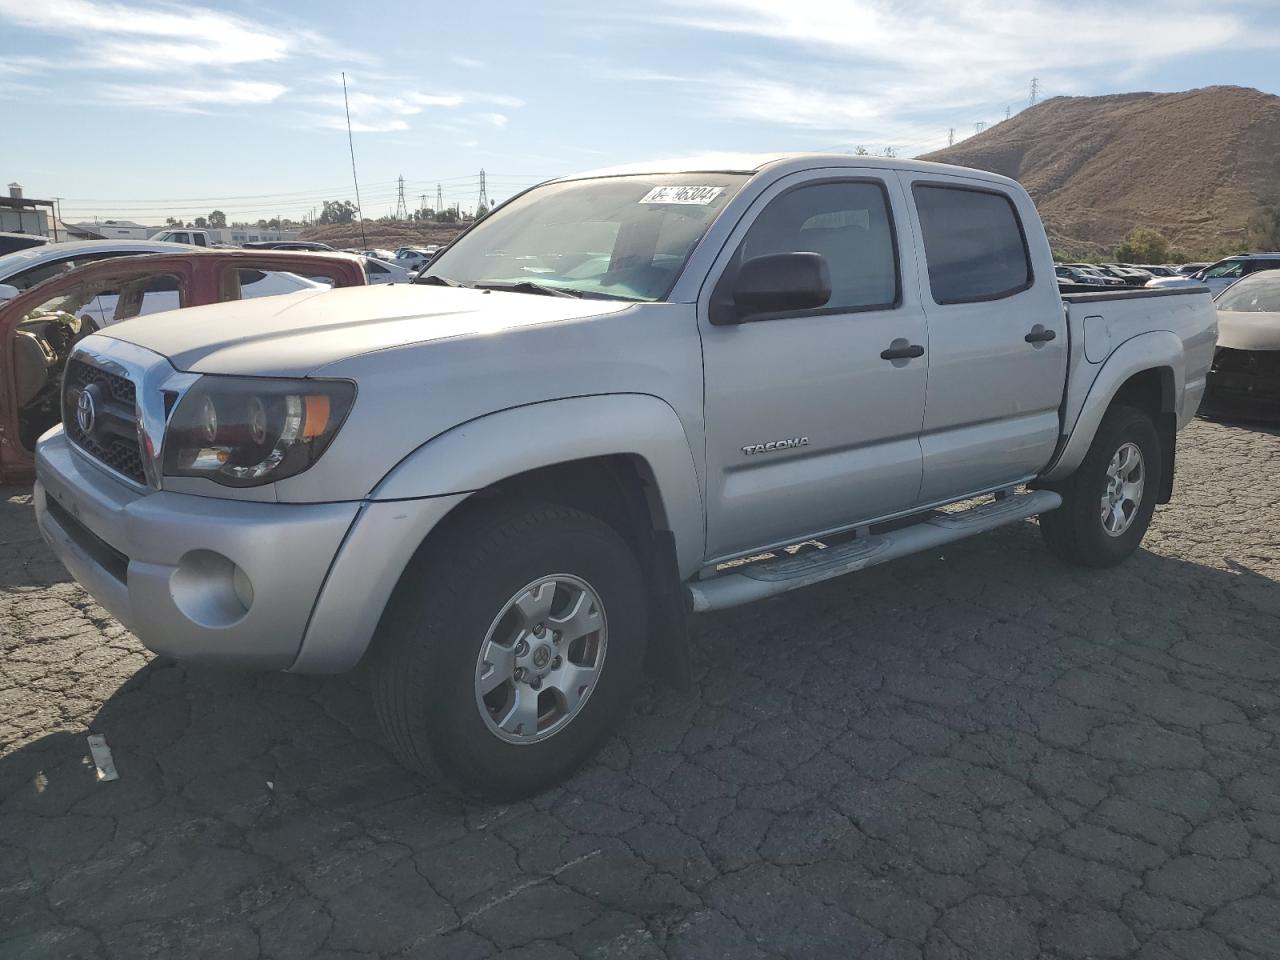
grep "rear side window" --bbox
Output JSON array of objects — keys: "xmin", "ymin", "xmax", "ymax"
[
  {"xmin": 737, "ymin": 180, "xmax": 899, "ymax": 312},
  {"xmin": 913, "ymin": 184, "xmax": 1032, "ymax": 304}
]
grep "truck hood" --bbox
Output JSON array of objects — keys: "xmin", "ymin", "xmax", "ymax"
[
  {"xmin": 1217, "ymin": 310, "xmax": 1280, "ymax": 352},
  {"xmin": 101, "ymin": 284, "xmax": 631, "ymax": 376}
]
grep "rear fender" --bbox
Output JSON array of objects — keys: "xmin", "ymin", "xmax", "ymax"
[{"xmin": 1042, "ymin": 331, "xmax": 1182, "ymax": 482}]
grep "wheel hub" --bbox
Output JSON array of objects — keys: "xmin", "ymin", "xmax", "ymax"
[
  {"xmin": 473, "ymin": 574, "xmax": 608, "ymax": 744},
  {"xmin": 1100, "ymin": 441, "xmax": 1145, "ymax": 537}
]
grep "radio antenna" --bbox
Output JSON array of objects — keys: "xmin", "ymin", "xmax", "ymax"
[{"xmin": 342, "ymin": 72, "xmax": 368, "ymax": 249}]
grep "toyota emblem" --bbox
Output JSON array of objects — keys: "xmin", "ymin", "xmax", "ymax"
[{"xmin": 76, "ymin": 388, "xmax": 97, "ymax": 436}]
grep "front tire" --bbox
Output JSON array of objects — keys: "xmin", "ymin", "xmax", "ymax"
[
  {"xmin": 369, "ymin": 500, "xmax": 647, "ymax": 799},
  {"xmin": 1039, "ymin": 404, "xmax": 1161, "ymax": 568}
]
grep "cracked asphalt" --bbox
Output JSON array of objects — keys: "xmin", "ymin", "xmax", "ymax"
[{"xmin": 3, "ymin": 417, "xmax": 1279, "ymax": 960}]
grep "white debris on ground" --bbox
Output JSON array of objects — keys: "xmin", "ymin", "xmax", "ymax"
[{"xmin": 86, "ymin": 733, "xmax": 118, "ymax": 782}]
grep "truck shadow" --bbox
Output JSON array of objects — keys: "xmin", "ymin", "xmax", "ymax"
[{"xmin": 4, "ymin": 495, "xmax": 1280, "ymax": 955}]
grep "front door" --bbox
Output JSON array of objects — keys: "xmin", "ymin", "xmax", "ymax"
[
  {"xmin": 700, "ymin": 172, "xmax": 930, "ymax": 560},
  {"xmin": 897, "ymin": 173, "xmax": 1068, "ymax": 502}
]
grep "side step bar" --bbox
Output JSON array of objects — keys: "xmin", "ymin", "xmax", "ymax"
[{"xmin": 687, "ymin": 489, "xmax": 1062, "ymax": 613}]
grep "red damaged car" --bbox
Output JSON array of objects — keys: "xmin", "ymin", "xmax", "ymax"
[{"xmin": 0, "ymin": 250, "xmax": 367, "ymax": 483}]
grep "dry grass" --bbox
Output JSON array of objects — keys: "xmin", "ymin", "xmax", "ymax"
[{"xmin": 922, "ymin": 85, "xmax": 1280, "ymax": 256}]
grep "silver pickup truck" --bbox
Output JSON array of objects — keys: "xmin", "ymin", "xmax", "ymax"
[{"xmin": 33, "ymin": 155, "xmax": 1217, "ymax": 797}]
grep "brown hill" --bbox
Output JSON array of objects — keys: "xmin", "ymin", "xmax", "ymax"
[
  {"xmin": 921, "ymin": 85, "xmax": 1280, "ymax": 257},
  {"xmin": 298, "ymin": 220, "xmax": 465, "ymax": 250}
]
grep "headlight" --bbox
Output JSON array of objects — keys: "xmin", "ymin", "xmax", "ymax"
[{"xmin": 163, "ymin": 376, "xmax": 355, "ymax": 487}]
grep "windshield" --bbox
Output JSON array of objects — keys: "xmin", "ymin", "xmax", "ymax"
[
  {"xmin": 423, "ymin": 173, "xmax": 750, "ymax": 301},
  {"xmin": 1216, "ymin": 272, "xmax": 1280, "ymax": 312}
]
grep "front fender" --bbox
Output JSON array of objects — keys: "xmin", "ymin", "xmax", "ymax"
[
  {"xmin": 290, "ymin": 394, "xmax": 705, "ymax": 674},
  {"xmin": 373, "ymin": 393, "xmax": 705, "ymax": 569},
  {"xmin": 1042, "ymin": 330, "xmax": 1183, "ymax": 482}
]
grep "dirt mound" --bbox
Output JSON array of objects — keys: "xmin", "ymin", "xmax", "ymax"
[
  {"xmin": 921, "ymin": 85, "xmax": 1280, "ymax": 256},
  {"xmin": 298, "ymin": 221, "xmax": 466, "ymax": 251}
]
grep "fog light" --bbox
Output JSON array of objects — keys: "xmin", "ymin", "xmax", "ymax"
[{"xmin": 170, "ymin": 550, "xmax": 252, "ymax": 628}]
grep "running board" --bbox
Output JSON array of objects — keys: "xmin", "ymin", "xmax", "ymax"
[{"xmin": 687, "ymin": 489, "xmax": 1062, "ymax": 613}]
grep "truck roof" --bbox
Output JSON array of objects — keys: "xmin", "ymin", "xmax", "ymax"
[{"xmin": 558, "ymin": 152, "xmax": 1021, "ymax": 191}]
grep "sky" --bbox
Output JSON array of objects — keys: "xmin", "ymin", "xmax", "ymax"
[{"xmin": 2, "ymin": 0, "xmax": 1278, "ymax": 225}]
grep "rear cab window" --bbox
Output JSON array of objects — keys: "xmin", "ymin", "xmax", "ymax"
[{"xmin": 912, "ymin": 183, "xmax": 1032, "ymax": 303}]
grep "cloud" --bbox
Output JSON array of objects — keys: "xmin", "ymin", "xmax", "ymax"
[
  {"xmin": 0, "ymin": 55, "xmax": 52, "ymax": 75},
  {"xmin": 102, "ymin": 80, "xmax": 287, "ymax": 111},
  {"xmin": 0, "ymin": 0, "xmax": 370, "ymax": 71},
  {"xmin": 610, "ymin": 0, "xmax": 1280, "ymax": 153},
  {"xmin": 451, "ymin": 55, "xmax": 485, "ymax": 69},
  {"xmin": 298, "ymin": 88, "xmax": 466, "ymax": 133}
]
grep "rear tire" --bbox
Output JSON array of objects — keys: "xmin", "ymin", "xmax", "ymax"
[
  {"xmin": 369, "ymin": 499, "xmax": 647, "ymax": 799},
  {"xmin": 1039, "ymin": 404, "xmax": 1161, "ymax": 568}
]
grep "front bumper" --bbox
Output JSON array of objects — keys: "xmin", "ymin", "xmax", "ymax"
[
  {"xmin": 1203, "ymin": 349, "xmax": 1280, "ymax": 420},
  {"xmin": 35, "ymin": 429, "xmax": 360, "ymax": 669}
]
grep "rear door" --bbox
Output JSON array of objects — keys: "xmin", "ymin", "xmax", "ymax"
[
  {"xmin": 898, "ymin": 173, "xmax": 1068, "ymax": 502},
  {"xmin": 700, "ymin": 170, "xmax": 929, "ymax": 559}
]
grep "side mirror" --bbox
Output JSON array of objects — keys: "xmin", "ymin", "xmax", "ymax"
[
  {"xmin": 714, "ymin": 252, "xmax": 831, "ymax": 324},
  {"xmin": 0, "ymin": 283, "xmax": 19, "ymax": 304}
]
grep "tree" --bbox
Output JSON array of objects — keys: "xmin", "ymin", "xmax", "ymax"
[
  {"xmin": 208, "ymin": 209, "xmax": 227, "ymax": 228},
  {"xmin": 193, "ymin": 216, "xmax": 208, "ymax": 229},
  {"xmin": 165, "ymin": 216, "xmax": 180, "ymax": 227},
  {"xmin": 435, "ymin": 207, "xmax": 459, "ymax": 224},
  {"xmin": 1114, "ymin": 228, "xmax": 1170, "ymax": 264},
  {"xmin": 475, "ymin": 202, "xmax": 489, "ymax": 220},
  {"xmin": 317, "ymin": 200, "xmax": 357, "ymax": 225},
  {"xmin": 1246, "ymin": 202, "xmax": 1280, "ymax": 250}
]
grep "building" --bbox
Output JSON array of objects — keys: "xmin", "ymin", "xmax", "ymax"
[
  {"xmin": 67, "ymin": 219, "xmax": 156, "ymax": 240},
  {"xmin": 64, "ymin": 222, "xmax": 301, "ymax": 245},
  {"xmin": 0, "ymin": 183, "xmax": 56, "ymax": 238}
]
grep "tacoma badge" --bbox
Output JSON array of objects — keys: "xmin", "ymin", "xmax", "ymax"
[{"xmin": 742, "ymin": 436, "xmax": 809, "ymax": 456}]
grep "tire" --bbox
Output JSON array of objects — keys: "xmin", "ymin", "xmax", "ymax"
[
  {"xmin": 369, "ymin": 499, "xmax": 647, "ymax": 799},
  {"xmin": 1039, "ymin": 404, "xmax": 1161, "ymax": 568}
]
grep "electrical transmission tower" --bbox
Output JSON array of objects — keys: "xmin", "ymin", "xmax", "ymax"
[
  {"xmin": 394, "ymin": 175, "xmax": 409, "ymax": 220},
  {"xmin": 1029, "ymin": 77, "xmax": 1040, "ymax": 107},
  {"xmin": 1006, "ymin": 105, "xmax": 1012, "ymax": 121},
  {"xmin": 436, "ymin": 184, "xmax": 444, "ymax": 214},
  {"xmin": 477, "ymin": 169, "xmax": 489, "ymax": 212},
  {"xmin": 948, "ymin": 128, "xmax": 955, "ymax": 147},
  {"xmin": 974, "ymin": 121, "xmax": 986, "ymax": 135}
]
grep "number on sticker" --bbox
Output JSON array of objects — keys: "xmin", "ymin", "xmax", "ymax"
[{"xmin": 639, "ymin": 185, "xmax": 725, "ymax": 205}]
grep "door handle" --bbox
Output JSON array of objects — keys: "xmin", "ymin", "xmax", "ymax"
[
  {"xmin": 1024, "ymin": 326, "xmax": 1057, "ymax": 344},
  {"xmin": 880, "ymin": 342, "xmax": 925, "ymax": 361}
]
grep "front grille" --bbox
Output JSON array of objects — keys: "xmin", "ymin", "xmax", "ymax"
[{"xmin": 63, "ymin": 357, "xmax": 146, "ymax": 484}]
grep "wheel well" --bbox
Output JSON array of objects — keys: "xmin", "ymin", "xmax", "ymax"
[
  {"xmin": 401, "ymin": 455, "xmax": 692, "ymax": 687},
  {"xmin": 1111, "ymin": 367, "xmax": 1177, "ymax": 503}
]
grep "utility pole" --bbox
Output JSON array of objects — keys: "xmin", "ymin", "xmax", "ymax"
[
  {"xmin": 1029, "ymin": 77, "xmax": 1040, "ymax": 107},
  {"xmin": 947, "ymin": 128, "xmax": 954, "ymax": 147},
  {"xmin": 477, "ymin": 168, "xmax": 489, "ymax": 213},
  {"xmin": 420, "ymin": 193, "xmax": 427, "ymax": 217},
  {"xmin": 1006, "ymin": 105, "xmax": 1012, "ymax": 121},
  {"xmin": 394, "ymin": 174, "xmax": 409, "ymax": 220},
  {"xmin": 51, "ymin": 197, "xmax": 63, "ymax": 241}
]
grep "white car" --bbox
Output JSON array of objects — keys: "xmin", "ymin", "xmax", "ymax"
[
  {"xmin": 395, "ymin": 246, "xmax": 439, "ymax": 272},
  {"xmin": 0, "ymin": 241, "xmax": 330, "ymax": 326},
  {"xmin": 360, "ymin": 257, "xmax": 412, "ymax": 285},
  {"xmin": 0, "ymin": 240, "xmax": 191, "ymax": 301}
]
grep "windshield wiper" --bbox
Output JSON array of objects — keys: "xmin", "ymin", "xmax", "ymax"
[
  {"xmin": 415, "ymin": 274, "xmax": 468, "ymax": 287},
  {"xmin": 472, "ymin": 280, "xmax": 582, "ymax": 298}
]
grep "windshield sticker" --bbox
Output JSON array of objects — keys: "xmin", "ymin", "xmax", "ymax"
[{"xmin": 639, "ymin": 185, "xmax": 725, "ymax": 205}]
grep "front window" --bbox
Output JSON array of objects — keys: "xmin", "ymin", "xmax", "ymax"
[
  {"xmin": 1215, "ymin": 273, "xmax": 1280, "ymax": 313},
  {"xmin": 423, "ymin": 173, "xmax": 749, "ymax": 301},
  {"xmin": 1203, "ymin": 260, "xmax": 1244, "ymax": 279}
]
